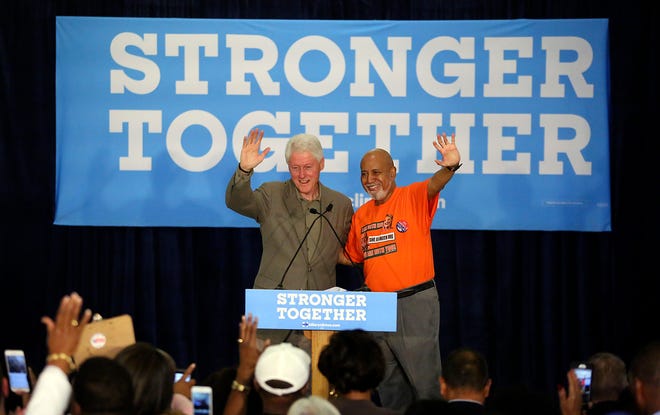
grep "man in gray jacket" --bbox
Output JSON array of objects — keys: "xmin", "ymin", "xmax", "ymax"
[{"xmin": 225, "ymin": 128, "xmax": 354, "ymax": 345}]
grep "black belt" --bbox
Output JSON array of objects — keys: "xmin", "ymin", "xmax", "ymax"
[{"xmin": 397, "ymin": 279, "xmax": 435, "ymax": 299}]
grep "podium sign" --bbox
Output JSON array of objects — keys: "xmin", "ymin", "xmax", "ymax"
[{"xmin": 245, "ymin": 289, "xmax": 397, "ymax": 332}]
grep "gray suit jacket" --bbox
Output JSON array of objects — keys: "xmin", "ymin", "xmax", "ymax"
[{"xmin": 225, "ymin": 168, "xmax": 354, "ymax": 290}]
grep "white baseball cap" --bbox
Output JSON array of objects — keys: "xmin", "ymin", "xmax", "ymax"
[{"xmin": 254, "ymin": 343, "xmax": 311, "ymax": 396}]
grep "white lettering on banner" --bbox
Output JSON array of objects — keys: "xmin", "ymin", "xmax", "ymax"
[
  {"xmin": 483, "ymin": 37, "xmax": 532, "ymax": 97},
  {"xmin": 110, "ymin": 33, "xmax": 160, "ymax": 95},
  {"xmin": 110, "ymin": 110, "xmax": 593, "ymax": 175},
  {"xmin": 275, "ymin": 307, "xmax": 367, "ymax": 321},
  {"xmin": 285, "ymin": 35, "xmax": 345, "ymax": 97},
  {"xmin": 165, "ymin": 34, "xmax": 219, "ymax": 95},
  {"xmin": 350, "ymin": 36, "xmax": 411, "ymax": 97},
  {"xmin": 276, "ymin": 292, "xmax": 367, "ymax": 307},
  {"xmin": 56, "ymin": 17, "xmax": 611, "ymax": 230},
  {"xmin": 109, "ymin": 33, "xmax": 594, "ymax": 99},
  {"xmin": 109, "ymin": 109, "xmax": 161, "ymax": 171},
  {"xmin": 541, "ymin": 37, "xmax": 594, "ymax": 98},
  {"xmin": 166, "ymin": 110, "xmax": 227, "ymax": 172},
  {"xmin": 226, "ymin": 34, "xmax": 280, "ymax": 95},
  {"xmin": 272, "ymin": 293, "xmax": 368, "ymax": 322}
]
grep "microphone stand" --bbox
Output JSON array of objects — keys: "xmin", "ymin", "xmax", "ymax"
[
  {"xmin": 275, "ymin": 205, "xmax": 329, "ymax": 289},
  {"xmin": 309, "ymin": 207, "xmax": 370, "ymax": 292}
]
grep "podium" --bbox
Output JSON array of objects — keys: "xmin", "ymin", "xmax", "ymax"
[
  {"xmin": 245, "ymin": 289, "xmax": 397, "ymax": 397},
  {"xmin": 304, "ymin": 330, "xmax": 334, "ymax": 396}
]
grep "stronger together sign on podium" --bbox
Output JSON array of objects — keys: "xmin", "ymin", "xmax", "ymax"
[{"xmin": 245, "ymin": 288, "xmax": 397, "ymax": 332}]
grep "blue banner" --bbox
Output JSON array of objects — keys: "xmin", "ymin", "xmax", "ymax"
[
  {"xmin": 245, "ymin": 289, "xmax": 397, "ymax": 331},
  {"xmin": 56, "ymin": 17, "xmax": 610, "ymax": 231}
]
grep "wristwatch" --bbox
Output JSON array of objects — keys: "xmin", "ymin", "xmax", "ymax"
[{"xmin": 445, "ymin": 163, "xmax": 463, "ymax": 172}]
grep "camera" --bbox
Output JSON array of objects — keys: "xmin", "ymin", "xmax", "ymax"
[
  {"xmin": 572, "ymin": 362, "xmax": 592, "ymax": 409},
  {"xmin": 192, "ymin": 386, "xmax": 213, "ymax": 415},
  {"xmin": 174, "ymin": 369, "xmax": 191, "ymax": 383},
  {"xmin": 4, "ymin": 349, "xmax": 31, "ymax": 393}
]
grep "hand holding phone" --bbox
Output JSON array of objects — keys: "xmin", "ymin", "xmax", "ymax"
[
  {"xmin": 4, "ymin": 350, "xmax": 31, "ymax": 393},
  {"xmin": 191, "ymin": 385, "xmax": 213, "ymax": 415},
  {"xmin": 572, "ymin": 362, "xmax": 592, "ymax": 409},
  {"xmin": 173, "ymin": 362, "xmax": 196, "ymax": 400}
]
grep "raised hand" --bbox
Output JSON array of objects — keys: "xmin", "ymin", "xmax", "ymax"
[
  {"xmin": 432, "ymin": 132, "xmax": 461, "ymax": 168},
  {"xmin": 239, "ymin": 129, "xmax": 271, "ymax": 172},
  {"xmin": 235, "ymin": 313, "xmax": 269, "ymax": 385},
  {"xmin": 173, "ymin": 362, "xmax": 197, "ymax": 399},
  {"xmin": 41, "ymin": 292, "xmax": 92, "ymax": 374},
  {"xmin": 558, "ymin": 369, "xmax": 584, "ymax": 415}
]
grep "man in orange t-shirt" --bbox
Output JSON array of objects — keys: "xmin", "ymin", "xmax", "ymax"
[{"xmin": 341, "ymin": 132, "xmax": 462, "ymax": 411}]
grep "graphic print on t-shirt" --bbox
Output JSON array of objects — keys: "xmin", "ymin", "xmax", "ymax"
[{"xmin": 361, "ymin": 213, "xmax": 399, "ymax": 259}]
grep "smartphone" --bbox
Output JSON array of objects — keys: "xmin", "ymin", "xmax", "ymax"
[
  {"xmin": 4, "ymin": 350, "xmax": 31, "ymax": 393},
  {"xmin": 573, "ymin": 362, "xmax": 593, "ymax": 408},
  {"xmin": 174, "ymin": 368, "xmax": 191, "ymax": 383},
  {"xmin": 191, "ymin": 385, "xmax": 213, "ymax": 415}
]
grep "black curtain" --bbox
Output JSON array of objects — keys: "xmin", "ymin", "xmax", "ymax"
[{"xmin": 1, "ymin": 0, "xmax": 657, "ymax": 406}]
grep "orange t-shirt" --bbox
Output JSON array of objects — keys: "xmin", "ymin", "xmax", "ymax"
[{"xmin": 345, "ymin": 180, "xmax": 439, "ymax": 292}]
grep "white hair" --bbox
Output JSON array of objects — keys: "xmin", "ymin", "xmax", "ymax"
[{"xmin": 285, "ymin": 133, "xmax": 324, "ymax": 163}]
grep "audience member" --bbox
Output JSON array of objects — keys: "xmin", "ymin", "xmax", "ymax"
[
  {"xmin": 25, "ymin": 292, "xmax": 92, "ymax": 415},
  {"xmin": 16, "ymin": 295, "xmax": 656, "ymax": 415},
  {"xmin": 559, "ymin": 351, "xmax": 639, "ymax": 415},
  {"xmin": 286, "ymin": 396, "xmax": 339, "ymax": 415},
  {"xmin": 252, "ymin": 342, "xmax": 310, "ymax": 415},
  {"xmin": 201, "ymin": 366, "xmax": 262, "ymax": 415},
  {"xmin": 628, "ymin": 341, "xmax": 660, "ymax": 415},
  {"xmin": 1, "ymin": 356, "xmax": 9, "ymax": 415},
  {"xmin": 560, "ymin": 366, "xmax": 594, "ymax": 415},
  {"xmin": 587, "ymin": 352, "xmax": 633, "ymax": 415},
  {"xmin": 70, "ymin": 356, "xmax": 134, "ymax": 415},
  {"xmin": 219, "ymin": 315, "xmax": 309, "ymax": 415},
  {"xmin": 1, "ymin": 359, "xmax": 29, "ymax": 415},
  {"xmin": 222, "ymin": 314, "xmax": 268, "ymax": 415},
  {"xmin": 172, "ymin": 364, "xmax": 196, "ymax": 415},
  {"xmin": 317, "ymin": 329, "xmax": 400, "ymax": 415},
  {"xmin": 439, "ymin": 347, "xmax": 491, "ymax": 414},
  {"xmin": 173, "ymin": 363, "xmax": 196, "ymax": 401},
  {"xmin": 114, "ymin": 342, "xmax": 188, "ymax": 415},
  {"xmin": 218, "ymin": 320, "xmax": 310, "ymax": 415}
]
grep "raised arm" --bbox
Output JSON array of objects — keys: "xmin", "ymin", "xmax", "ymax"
[
  {"xmin": 226, "ymin": 129, "xmax": 271, "ymax": 216},
  {"xmin": 223, "ymin": 314, "xmax": 269, "ymax": 415},
  {"xmin": 26, "ymin": 292, "xmax": 92, "ymax": 415}
]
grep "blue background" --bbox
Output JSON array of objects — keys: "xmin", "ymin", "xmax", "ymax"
[{"xmin": 56, "ymin": 17, "xmax": 610, "ymax": 231}]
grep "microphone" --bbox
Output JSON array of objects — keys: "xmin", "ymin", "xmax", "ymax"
[
  {"xmin": 308, "ymin": 203, "xmax": 332, "ymax": 215},
  {"xmin": 310, "ymin": 205, "xmax": 370, "ymax": 292},
  {"xmin": 275, "ymin": 203, "xmax": 332, "ymax": 289}
]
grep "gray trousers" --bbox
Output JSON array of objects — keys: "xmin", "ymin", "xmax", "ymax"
[{"xmin": 375, "ymin": 285, "xmax": 442, "ymax": 411}]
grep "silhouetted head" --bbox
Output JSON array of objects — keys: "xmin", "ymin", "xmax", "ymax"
[
  {"xmin": 72, "ymin": 356, "xmax": 134, "ymax": 415},
  {"xmin": 317, "ymin": 329, "xmax": 385, "ymax": 395},
  {"xmin": 115, "ymin": 342, "xmax": 176, "ymax": 415}
]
